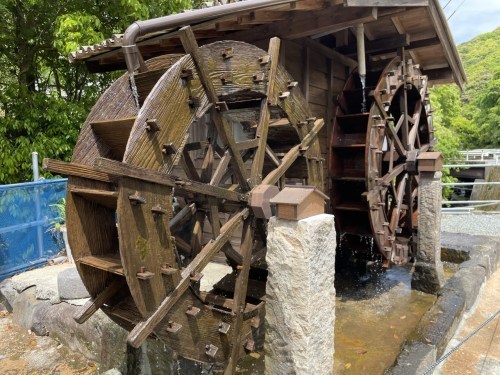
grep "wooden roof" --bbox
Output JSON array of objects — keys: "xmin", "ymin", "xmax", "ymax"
[
  {"xmin": 270, "ymin": 186, "xmax": 329, "ymax": 205},
  {"xmin": 70, "ymin": 0, "xmax": 465, "ymax": 87}
]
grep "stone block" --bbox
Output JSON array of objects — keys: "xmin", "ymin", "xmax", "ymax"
[
  {"xmin": 12, "ymin": 287, "xmax": 51, "ymax": 331},
  {"xmin": 413, "ymin": 171, "xmax": 445, "ymax": 293},
  {"xmin": 265, "ymin": 214, "xmax": 336, "ymax": 375},
  {"xmin": 57, "ymin": 267, "xmax": 90, "ymax": 300},
  {"xmin": 11, "ymin": 264, "xmax": 73, "ymax": 304},
  {"xmin": 387, "ymin": 341, "xmax": 437, "ymax": 375},
  {"xmin": 0, "ymin": 278, "xmax": 18, "ymax": 312}
]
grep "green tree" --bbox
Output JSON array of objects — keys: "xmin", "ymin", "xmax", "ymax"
[{"xmin": 0, "ymin": 0, "xmax": 191, "ymax": 184}]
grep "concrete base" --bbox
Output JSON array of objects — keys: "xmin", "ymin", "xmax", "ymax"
[
  {"xmin": 389, "ymin": 232, "xmax": 500, "ymax": 374},
  {"xmin": 265, "ymin": 214, "xmax": 336, "ymax": 375}
]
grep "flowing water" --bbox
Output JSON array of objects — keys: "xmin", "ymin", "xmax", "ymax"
[
  {"xmin": 360, "ymin": 74, "xmax": 367, "ymax": 113},
  {"xmin": 235, "ymin": 265, "xmax": 439, "ymax": 375},
  {"xmin": 176, "ymin": 261, "xmax": 459, "ymax": 374}
]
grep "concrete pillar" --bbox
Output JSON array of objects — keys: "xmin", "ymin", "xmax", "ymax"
[
  {"xmin": 412, "ymin": 171, "xmax": 445, "ymax": 294},
  {"xmin": 265, "ymin": 214, "xmax": 336, "ymax": 375}
]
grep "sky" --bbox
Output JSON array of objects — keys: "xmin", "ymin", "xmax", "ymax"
[{"xmin": 439, "ymin": 0, "xmax": 500, "ymax": 44}]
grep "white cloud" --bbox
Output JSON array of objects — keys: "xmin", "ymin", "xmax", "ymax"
[{"xmin": 440, "ymin": 0, "xmax": 500, "ymax": 44}]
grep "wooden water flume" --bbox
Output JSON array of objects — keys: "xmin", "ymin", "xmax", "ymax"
[{"xmin": 44, "ymin": 29, "xmax": 325, "ymax": 370}]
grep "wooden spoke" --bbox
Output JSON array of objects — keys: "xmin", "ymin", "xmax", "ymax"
[
  {"xmin": 94, "ymin": 158, "xmax": 247, "ymax": 203},
  {"xmin": 126, "ymin": 208, "xmax": 249, "ymax": 349},
  {"xmin": 250, "ymin": 37, "xmax": 281, "ymax": 186},
  {"xmin": 181, "ymin": 148, "xmax": 200, "ymax": 181},
  {"xmin": 262, "ymin": 119, "xmax": 324, "ymax": 186},
  {"xmin": 224, "ymin": 218, "xmax": 253, "ymax": 375},
  {"xmin": 179, "ymin": 26, "xmax": 250, "ymax": 191}
]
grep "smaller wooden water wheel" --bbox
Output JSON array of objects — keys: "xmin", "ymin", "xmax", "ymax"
[
  {"xmin": 329, "ymin": 56, "xmax": 434, "ymax": 266},
  {"xmin": 45, "ymin": 28, "xmax": 324, "ymax": 371}
]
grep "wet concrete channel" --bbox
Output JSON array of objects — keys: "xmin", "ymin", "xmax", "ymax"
[
  {"xmin": 231, "ymin": 264, "xmax": 452, "ymax": 375},
  {"xmin": 1, "ymin": 232, "xmax": 498, "ymax": 374}
]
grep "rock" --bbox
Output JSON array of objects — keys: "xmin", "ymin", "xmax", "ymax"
[
  {"xmin": 12, "ymin": 287, "xmax": 51, "ymax": 332},
  {"xmin": 57, "ymin": 267, "xmax": 90, "ymax": 300},
  {"xmin": 265, "ymin": 214, "xmax": 336, "ymax": 375},
  {"xmin": 387, "ymin": 341, "xmax": 437, "ymax": 375},
  {"xmin": 22, "ymin": 346, "xmax": 62, "ymax": 372},
  {"xmin": 0, "ymin": 278, "xmax": 18, "ymax": 312},
  {"xmin": 11, "ymin": 264, "xmax": 73, "ymax": 304},
  {"xmin": 102, "ymin": 369, "xmax": 122, "ymax": 375}
]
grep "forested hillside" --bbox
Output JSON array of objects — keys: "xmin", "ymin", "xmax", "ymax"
[{"xmin": 431, "ymin": 27, "xmax": 499, "ymax": 157}]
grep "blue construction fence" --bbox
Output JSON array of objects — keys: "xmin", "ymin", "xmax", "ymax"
[{"xmin": 0, "ymin": 178, "xmax": 68, "ymax": 280}]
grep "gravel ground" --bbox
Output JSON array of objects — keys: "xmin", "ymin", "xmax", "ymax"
[{"xmin": 441, "ymin": 213, "xmax": 500, "ymax": 237}]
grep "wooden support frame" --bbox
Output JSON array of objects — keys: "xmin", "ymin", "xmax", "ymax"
[
  {"xmin": 126, "ymin": 208, "xmax": 249, "ymax": 348},
  {"xmin": 262, "ymin": 118, "xmax": 325, "ymax": 186},
  {"xmin": 94, "ymin": 158, "xmax": 247, "ymax": 202},
  {"xmin": 178, "ymin": 26, "xmax": 250, "ymax": 191},
  {"xmin": 250, "ymin": 37, "xmax": 281, "ymax": 186}
]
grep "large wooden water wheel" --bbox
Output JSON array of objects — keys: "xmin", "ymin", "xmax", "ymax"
[
  {"xmin": 329, "ymin": 56, "xmax": 434, "ymax": 267},
  {"xmin": 46, "ymin": 30, "xmax": 324, "ymax": 371}
]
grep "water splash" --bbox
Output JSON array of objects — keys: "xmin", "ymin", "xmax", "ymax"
[{"xmin": 359, "ymin": 74, "xmax": 367, "ymax": 113}]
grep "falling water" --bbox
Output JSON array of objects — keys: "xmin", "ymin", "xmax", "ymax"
[{"xmin": 360, "ymin": 74, "xmax": 367, "ymax": 113}]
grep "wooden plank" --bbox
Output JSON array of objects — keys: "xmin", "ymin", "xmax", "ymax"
[
  {"xmin": 224, "ymin": 218, "xmax": 253, "ymax": 375},
  {"xmin": 169, "ymin": 203, "xmax": 196, "ymax": 233},
  {"xmin": 126, "ymin": 208, "xmax": 249, "ymax": 348},
  {"xmin": 68, "ymin": 187, "xmax": 118, "ymax": 210},
  {"xmin": 43, "ymin": 158, "xmax": 113, "ymax": 183},
  {"xmin": 79, "ymin": 254, "xmax": 124, "ymax": 276},
  {"xmin": 303, "ymin": 38, "xmax": 358, "ymax": 69},
  {"xmin": 200, "ymin": 144, "xmax": 214, "ymax": 183},
  {"xmin": 73, "ymin": 278, "xmax": 126, "ymax": 324},
  {"xmin": 250, "ymin": 37, "xmax": 281, "ymax": 186},
  {"xmin": 302, "ymin": 45, "xmax": 310, "ymax": 101},
  {"xmin": 262, "ymin": 119, "xmax": 325, "ymax": 186},
  {"xmin": 91, "ymin": 117, "xmax": 135, "ymax": 160},
  {"xmin": 344, "ymin": 0, "xmax": 428, "ymax": 5},
  {"xmin": 180, "ymin": 149, "xmax": 200, "ymax": 181},
  {"xmin": 210, "ymin": 151, "xmax": 231, "ymax": 186},
  {"xmin": 236, "ymin": 138, "xmax": 260, "ymax": 151},
  {"xmin": 117, "ymin": 177, "xmax": 178, "ymax": 317},
  {"xmin": 94, "ymin": 158, "xmax": 246, "ymax": 203},
  {"xmin": 178, "ymin": 26, "xmax": 250, "ymax": 191}
]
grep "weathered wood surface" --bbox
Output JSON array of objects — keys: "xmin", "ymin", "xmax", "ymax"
[
  {"xmin": 127, "ymin": 208, "xmax": 249, "ymax": 348},
  {"xmin": 117, "ymin": 177, "xmax": 179, "ymax": 317},
  {"xmin": 73, "ymin": 278, "xmax": 126, "ymax": 324},
  {"xmin": 66, "ymin": 38, "xmax": 328, "ymax": 366}
]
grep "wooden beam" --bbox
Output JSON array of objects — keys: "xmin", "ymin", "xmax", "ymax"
[
  {"xmin": 73, "ymin": 278, "xmax": 125, "ymax": 324},
  {"xmin": 262, "ymin": 119, "xmax": 325, "ymax": 186},
  {"xmin": 43, "ymin": 158, "xmax": 113, "ymax": 183},
  {"xmin": 344, "ymin": 0, "xmax": 428, "ymax": 6},
  {"xmin": 94, "ymin": 158, "xmax": 247, "ymax": 203},
  {"xmin": 225, "ymin": 5, "xmax": 377, "ymax": 42},
  {"xmin": 303, "ymin": 38, "xmax": 357, "ymax": 69},
  {"xmin": 178, "ymin": 26, "xmax": 250, "ymax": 191},
  {"xmin": 278, "ymin": 6, "xmax": 378, "ymax": 40},
  {"xmin": 250, "ymin": 37, "xmax": 281, "ymax": 186},
  {"xmin": 223, "ymin": 218, "xmax": 253, "ymax": 375},
  {"xmin": 126, "ymin": 208, "xmax": 249, "ymax": 348},
  {"xmin": 427, "ymin": 0, "xmax": 466, "ymax": 88},
  {"xmin": 302, "ymin": 45, "xmax": 310, "ymax": 101}
]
